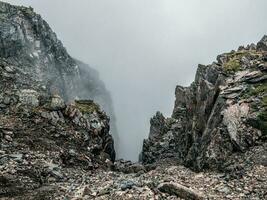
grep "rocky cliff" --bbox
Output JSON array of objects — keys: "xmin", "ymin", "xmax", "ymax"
[
  {"xmin": 74, "ymin": 59, "xmax": 119, "ymax": 149},
  {"xmin": 1, "ymin": 1, "xmax": 267, "ymax": 199},
  {"xmin": 142, "ymin": 36, "xmax": 267, "ymax": 171},
  {"xmin": 0, "ymin": 1, "xmax": 115, "ymax": 198}
]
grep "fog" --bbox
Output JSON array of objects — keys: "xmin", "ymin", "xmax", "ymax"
[{"xmin": 4, "ymin": 0, "xmax": 267, "ymax": 161}]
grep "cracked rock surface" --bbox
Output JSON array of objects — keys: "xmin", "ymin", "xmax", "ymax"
[{"xmin": 142, "ymin": 36, "xmax": 267, "ymax": 171}]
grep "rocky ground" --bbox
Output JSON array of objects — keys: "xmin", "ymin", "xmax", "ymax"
[
  {"xmin": 76, "ymin": 148, "xmax": 266, "ymax": 200},
  {"xmin": 2, "ymin": 144, "xmax": 266, "ymax": 199},
  {"xmin": 65, "ymin": 143, "xmax": 266, "ymax": 200}
]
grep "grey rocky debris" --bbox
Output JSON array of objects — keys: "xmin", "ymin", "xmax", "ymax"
[{"xmin": 33, "ymin": 145, "xmax": 266, "ymax": 199}]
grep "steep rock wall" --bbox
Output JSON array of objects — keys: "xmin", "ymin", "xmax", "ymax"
[{"xmin": 142, "ymin": 36, "xmax": 267, "ymax": 171}]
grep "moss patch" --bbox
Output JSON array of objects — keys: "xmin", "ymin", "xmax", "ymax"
[
  {"xmin": 75, "ymin": 100, "xmax": 100, "ymax": 114},
  {"xmin": 242, "ymin": 82, "xmax": 267, "ymax": 99},
  {"xmin": 255, "ymin": 110, "xmax": 267, "ymax": 136},
  {"xmin": 223, "ymin": 50, "xmax": 262, "ymax": 73},
  {"xmin": 262, "ymin": 96, "xmax": 267, "ymax": 107},
  {"xmin": 223, "ymin": 58, "xmax": 241, "ymax": 72},
  {"xmin": 244, "ymin": 81, "xmax": 267, "ymax": 135},
  {"xmin": 225, "ymin": 50, "xmax": 262, "ymax": 60},
  {"xmin": 250, "ymin": 96, "xmax": 267, "ymax": 135},
  {"xmin": 31, "ymin": 106, "xmax": 46, "ymax": 113}
]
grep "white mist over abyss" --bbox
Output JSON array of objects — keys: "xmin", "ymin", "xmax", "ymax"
[{"xmin": 4, "ymin": 0, "xmax": 267, "ymax": 161}]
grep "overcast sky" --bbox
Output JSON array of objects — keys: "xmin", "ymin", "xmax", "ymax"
[{"xmin": 4, "ymin": 0, "xmax": 267, "ymax": 161}]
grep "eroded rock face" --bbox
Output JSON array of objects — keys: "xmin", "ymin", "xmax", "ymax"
[
  {"xmin": 0, "ymin": 1, "xmax": 118, "ymax": 141},
  {"xmin": 142, "ymin": 37, "xmax": 267, "ymax": 171},
  {"xmin": 141, "ymin": 113, "xmax": 177, "ymax": 164},
  {"xmin": 0, "ymin": 1, "xmax": 115, "ymax": 198},
  {"xmin": 74, "ymin": 60, "xmax": 119, "ymax": 152}
]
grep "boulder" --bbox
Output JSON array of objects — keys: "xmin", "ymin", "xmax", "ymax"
[{"xmin": 158, "ymin": 182, "xmax": 204, "ymax": 200}]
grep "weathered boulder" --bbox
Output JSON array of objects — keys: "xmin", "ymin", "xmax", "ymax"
[
  {"xmin": 158, "ymin": 182, "xmax": 204, "ymax": 200},
  {"xmin": 113, "ymin": 159, "xmax": 146, "ymax": 174}
]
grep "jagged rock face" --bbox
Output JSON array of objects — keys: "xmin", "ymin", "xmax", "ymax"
[
  {"xmin": 142, "ymin": 36, "xmax": 267, "ymax": 171},
  {"xmin": 141, "ymin": 112, "xmax": 177, "ymax": 164},
  {"xmin": 0, "ymin": 1, "xmax": 115, "ymax": 197},
  {"xmin": 0, "ymin": 2, "xmax": 80, "ymax": 101},
  {"xmin": 74, "ymin": 59, "xmax": 119, "ymax": 150}
]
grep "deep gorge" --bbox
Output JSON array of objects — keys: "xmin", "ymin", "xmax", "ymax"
[{"xmin": 0, "ymin": 1, "xmax": 267, "ymax": 199}]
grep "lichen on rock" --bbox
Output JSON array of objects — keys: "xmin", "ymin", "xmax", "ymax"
[{"xmin": 75, "ymin": 99, "xmax": 101, "ymax": 114}]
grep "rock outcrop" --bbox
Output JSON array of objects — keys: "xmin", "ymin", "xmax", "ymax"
[
  {"xmin": 142, "ymin": 36, "xmax": 267, "ymax": 171},
  {"xmin": 0, "ymin": 1, "xmax": 115, "ymax": 198},
  {"xmin": 74, "ymin": 59, "xmax": 119, "ymax": 150}
]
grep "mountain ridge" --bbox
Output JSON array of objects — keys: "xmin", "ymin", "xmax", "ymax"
[{"xmin": 0, "ymin": 1, "xmax": 266, "ymax": 199}]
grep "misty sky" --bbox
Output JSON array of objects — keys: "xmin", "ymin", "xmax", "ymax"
[{"xmin": 4, "ymin": 0, "xmax": 267, "ymax": 161}]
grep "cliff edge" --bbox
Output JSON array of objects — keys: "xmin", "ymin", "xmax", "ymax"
[{"xmin": 142, "ymin": 36, "xmax": 267, "ymax": 171}]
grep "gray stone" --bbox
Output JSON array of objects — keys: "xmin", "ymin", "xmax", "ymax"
[
  {"xmin": 4, "ymin": 66, "xmax": 15, "ymax": 73},
  {"xmin": 158, "ymin": 182, "xmax": 204, "ymax": 200},
  {"xmin": 9, "ymin": 153, "xmax": 23, "ymax": 162},
  {"xmin": 17, "ymin": 89, "xmax": 39, "ymax": 107},
  {"xmin": 121, "ymin": 180, "xmax": 135, "ymax": 191},
  {"xmin": 49, "ymin": 95, "xmax": 65, "ymax": 110}
]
